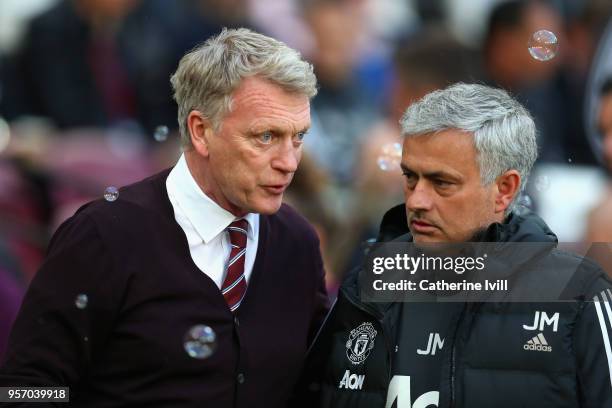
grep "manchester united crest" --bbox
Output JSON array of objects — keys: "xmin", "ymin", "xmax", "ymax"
[{"xmin": 346, "ymin": 322, "xmax": 377, "ymax": 365}]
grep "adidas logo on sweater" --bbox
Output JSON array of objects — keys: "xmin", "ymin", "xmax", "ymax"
[{"xmin": 523, "ymin": 332, "xmax": 552, "ymax": 352}]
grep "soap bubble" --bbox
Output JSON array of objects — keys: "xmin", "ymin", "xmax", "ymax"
[
  {"xmin": 184, "ymin": 325, "xmax": 217, "ymax": 359},
  {"xmin": 75, "ymin": 294, "xmax": 88, "ymax": 309},
  {"xmin": 514, "ymin": 194, "xmax": 533, "ymax": 216},
  {"xmin": 377, "ymin": 142, "xmax": 402, "ymax": 171},
  {"xmin": 154, "ymin": 125, "xmax": 169, "ymax": 142},
  {"xmin": 534, "ymin": 175, "xmax": 550, "ymax": 192},
  {"xmin": 104, "ymin": 186, "xmax": 119, "ymax": 202},
  {"xmin": 528, "ymin": 30, "xmax": 558, "ymax": 61},
  {"xmin": 518, "ymin": 194, "xmax": 533, "ymax": 208}
]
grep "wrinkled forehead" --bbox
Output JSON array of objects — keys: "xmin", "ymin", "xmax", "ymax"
[
  {"xmin": 228, "ymin": 77, "xmax": 311, "ymax": 131},
  {"xmin": 402, "ymin": 130, "xmax": 480, "ymax": 176}
]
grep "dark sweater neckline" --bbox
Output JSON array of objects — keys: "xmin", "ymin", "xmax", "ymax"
[{"xmin": 145, "ymin": 168, "xmax": 270, "ymax": 317}]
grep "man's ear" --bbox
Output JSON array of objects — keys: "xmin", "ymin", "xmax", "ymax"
[
  {"xmin": 187, "ymin": 110, "xmax": 214, "ymax": 157},
  {"xmin": 494, "ymin": 170, "xmax": 521, "ymax": 214}
]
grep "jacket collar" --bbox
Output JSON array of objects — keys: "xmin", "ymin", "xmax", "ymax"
[
  {"xmin": 345, "ymin": 204, "xmax": 560, "ymax": 316},
  {"xmin": 375, "ymin": 203, "xmax": 558, "ymax": 245}
]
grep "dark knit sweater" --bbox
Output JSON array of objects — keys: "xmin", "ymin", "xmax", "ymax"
[{"xmin": 0, "ymin": 169, "xmax": 329, "ymax": 407}]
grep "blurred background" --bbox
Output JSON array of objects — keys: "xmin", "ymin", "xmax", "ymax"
[{"xmin": 0, "ymin": 0, "xmax": 611, "ymax": 358}]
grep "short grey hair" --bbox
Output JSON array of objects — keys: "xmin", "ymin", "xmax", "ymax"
[
  {"xmin": 170, "ymin": 28, "xmax": 318, "ymax": 148},
  {"xmin": 400, "ymin": 83, "xmax": 537, "ymax": 214}
]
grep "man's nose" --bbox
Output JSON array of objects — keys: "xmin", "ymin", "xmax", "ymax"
[
  {"xmin": 405, "ymin": 182, "xmax": 433, "ymax": 212},
  {"xmin": 271, "ymin": 139, "xmax": 300, "ymax": 173}
]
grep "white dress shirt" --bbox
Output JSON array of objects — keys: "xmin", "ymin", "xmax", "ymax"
[{"xmin": 166, "ymin": 154, "xmax": 259, "ymax": 289}]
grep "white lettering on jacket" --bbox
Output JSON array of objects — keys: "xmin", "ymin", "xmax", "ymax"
[
  {"xmin": 338, "ymin": 370, "xmax": 365, "ymax": 390},
  {"xmin": 523, "ymin": 311, "xmax": 559, "ymax": 332}
]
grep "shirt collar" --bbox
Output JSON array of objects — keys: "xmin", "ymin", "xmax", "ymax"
[{"xmin": 167, "ymin": 154, "xmax": 257, "ymax": 243}]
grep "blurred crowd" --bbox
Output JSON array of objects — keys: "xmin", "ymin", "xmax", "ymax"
[{"xmin": 1, "ymin": 0, "xmax": 612, "ymax": 357}]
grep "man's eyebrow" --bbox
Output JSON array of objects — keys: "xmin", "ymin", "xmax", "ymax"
[
  {"xmin": 400, "ymin": 164, "xmax": 460, "ymax": 180},
  {"xmin": 249, "ymin": 125, "xmax": 277, "ymax": 134},
  {"xmin": 424, "ymin": 171, "xmax": 458, "ymax": 180},
  {"xmin": 400, "ymin": 163, "xmax": 413, "ymax": 173},
  {"xmin": 249, "ymin": 125, "xmax": 311, "ymax": 134}
]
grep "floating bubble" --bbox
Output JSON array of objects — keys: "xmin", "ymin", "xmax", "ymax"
[
  {"xmin": 104, "ymin": 186, "xmax": 119, "ymax": 202},
  {"xmin": 514, "ymin": 206, "xmax": 529, "ymax": 216},
  {"xmin": 184, "ymin": 325, "xmax": 217, "ymax": 359},
  {"xmin": 377, "ymin": 142, "xmax": 402, "ymax": 171},
  {"xmin": 75, "ymin": 294, "xmax": 88, "ymax": 309},
  {"xmin": 519, "ymin": 194, "xmax": 533, "ymax": 208},
  {"xmin": 514, "ymin": 194, "xmax": 533, "ymax": 216},
  {"xmin": 528, "ymin": 30, "xmax": 558, "ymax": 61},
  {"xmin": 154, "ymin": 125, "xmax": 169, "ymax": 142},
  {"xmin": 534, "ymin": 175, "xmax": 550, "ymax": 192}
]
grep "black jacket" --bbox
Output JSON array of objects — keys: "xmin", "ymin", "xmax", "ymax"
[{"xmin": 295, "ymin": 205, "xmax": 612, "ymax": 408}]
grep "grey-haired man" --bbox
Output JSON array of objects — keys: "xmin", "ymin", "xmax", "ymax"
[
  {"xmin": 1, "ymin": 28, "xmax": 328, "ymax": 407},
  {"xmin": 296, "ymin": 83, "xmax": 612, "ymax": 408}
]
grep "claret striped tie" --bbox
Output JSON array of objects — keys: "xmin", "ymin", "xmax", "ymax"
[{"xmin": 222, "ymin": 219, "xmax": 248, "ymax": 313}]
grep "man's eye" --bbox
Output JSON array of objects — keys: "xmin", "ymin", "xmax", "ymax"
[
  {"xmin": 294, "ymin": 131, "xmax": 307, "ymax": 142},
  {"xmin": 434, "ymin": 179, "xmax": 451, "ymax": 187},
  {"xmin": 402, "ymin": 172, "xmax": 417, "ymax": 187},
  {"xmin": 259, "ymin": 131, "xmax": 273, "ymax": 144}
]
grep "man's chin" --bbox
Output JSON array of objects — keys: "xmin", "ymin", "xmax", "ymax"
[
  {"xmin": 411, "ymin": 231, "xmax": 445, "ymax": 244},
  {"xmin": 251, "ymin": 197, "xmax": 284, "ymax": 215}
]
